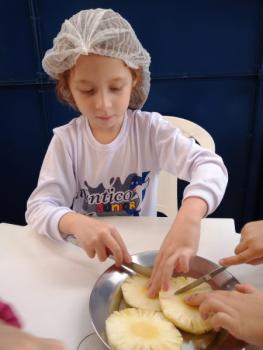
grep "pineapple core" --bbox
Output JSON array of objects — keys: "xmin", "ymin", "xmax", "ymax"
[{"xmin": 131, "ymin": 321, "xmax": 159, "ymax": 339}]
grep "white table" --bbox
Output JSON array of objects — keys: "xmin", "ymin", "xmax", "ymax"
[{"xmin": 0, "ymin": 217, "xmax": 263, "ymax": 350}]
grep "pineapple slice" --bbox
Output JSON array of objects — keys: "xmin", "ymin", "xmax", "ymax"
[
  {"xmin": 106, "ymin": 308, "xmax": 183, "ymax": 350},
  {"xmin": 121, "ymin": 275, "xmax": 160, "ymax": 311},
  {"xmin": 159, "ymin": 276, "xmax": 213, "ymax": 335}
]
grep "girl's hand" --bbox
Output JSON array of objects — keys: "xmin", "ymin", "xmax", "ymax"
[
  {"xmin": 0, "ymin": 321, "xmax": 65, "ymax": 350},
  {"xmin": 59, "ymin": 213, "xmax": 131, "ymax": 267},
  {"xmin": 220, "ymin": 220, "xmax": 263, "ymax": 266},
  {"xmin": 185, "ymin": 284, "xmax": 263, "ymax": 347},
  {"xmin": 148, "ymin": 197, "xmax": 207, "ymax": 297}
]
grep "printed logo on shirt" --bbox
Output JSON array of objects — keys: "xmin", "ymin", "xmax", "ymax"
[{"xmin": 75, "ymin": 171, "xmax": 150, "ymax": 216}]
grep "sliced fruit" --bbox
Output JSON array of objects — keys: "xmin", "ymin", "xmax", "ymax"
[
  {"xmin": 106, "ymin": 308, "xmax": 183, "ymax": 350},
  {"xmin": 159, "ymin": 276, "xmax": 213, "ymax": 334},
  {"xmin": 121, "ymin": 275, "xmax": 160, "ymax": 311}
]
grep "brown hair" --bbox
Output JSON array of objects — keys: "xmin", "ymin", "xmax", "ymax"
[
  {"xmin": 55, "ymin": 65, "xmax": 142, "ymax": 111},
  {"xmin": 55, "ymin": 69, "xmax": 78, "ymax": 110}
]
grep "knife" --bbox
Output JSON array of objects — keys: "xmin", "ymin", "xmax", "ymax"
[
  {"xmin": 64, "ymin": 235, "xmax": 152, "ymax": 277},
  {"xmin": 108, "ymin": 255, "xmax": 152, "ymax": 277},
  {"xmin": 174, "ymin": 265, "xmax": 227, "ymax": 295}
]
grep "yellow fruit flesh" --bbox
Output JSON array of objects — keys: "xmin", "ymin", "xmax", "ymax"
[
  {"xmin": 159, "ymin": 277, "xmax": 213, "ymax": 335},
  {"xmin": 131, "ymin": 321, "xmax": 159, "ymax": 339}
]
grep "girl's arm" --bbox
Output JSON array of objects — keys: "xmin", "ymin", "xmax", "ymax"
[
  {"xmin": 148, "ymin": 196, "xmax": 207, "ymax": 297},
  {"xmin": 25, "ymin": 134, "xmax": 76, "ymax": 240}
]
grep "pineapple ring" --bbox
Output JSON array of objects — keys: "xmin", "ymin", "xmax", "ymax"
[
  {"xmin": 121, "ymin": 275, "xmax": 160, "ymax": 311},
  {"xmin": 106, "ymin": 308, "xmax": 183, "ymax": 350},
  {"xmin": 159, "ymin": 276, "xmax": 213, "ymax": 335}
]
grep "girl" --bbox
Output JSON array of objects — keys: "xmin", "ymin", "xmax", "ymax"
[{"xmin": 26, "ymin": 8, "xmax": 228, "ymax": 297}]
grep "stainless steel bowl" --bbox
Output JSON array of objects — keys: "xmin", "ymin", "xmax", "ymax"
[{"xmin": 89, "ymin": 251, "xmax": 247, "ymax": 349}]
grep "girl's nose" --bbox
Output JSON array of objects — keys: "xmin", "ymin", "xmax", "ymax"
[{"xmin": 95, "ymin": 91, "xmax": 112, "ymax": 111}]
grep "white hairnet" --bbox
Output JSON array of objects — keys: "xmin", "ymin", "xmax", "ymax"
[{"xmin": 42, "ymin": 8, "xmax": 151, "ymax": 109}]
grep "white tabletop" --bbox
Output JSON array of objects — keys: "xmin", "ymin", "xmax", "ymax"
[{"xmin": 0, "ymin": 217, "xmax": 263, "ymax": 350}]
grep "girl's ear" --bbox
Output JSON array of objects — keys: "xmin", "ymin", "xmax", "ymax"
[
  {"xmin": 132, "ymin": 77, "xmax": 138, "ymax": 88},
  {"xmin": 131, "ymin": 68, "xmax": 141, "ymax": 88}
]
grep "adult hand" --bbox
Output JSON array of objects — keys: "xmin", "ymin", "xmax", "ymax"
[
  {"xmin": 220, "ymin": 220, "xmax": 263, "ymax": 266},
  {"xmin": 185, "ymin": 284, "xmax": 263, "ymax": 347}
]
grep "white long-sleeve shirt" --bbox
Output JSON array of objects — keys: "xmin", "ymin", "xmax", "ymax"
[{"xmin": 26, "ymin": 109, "xmax": 228, "ymax": 240}]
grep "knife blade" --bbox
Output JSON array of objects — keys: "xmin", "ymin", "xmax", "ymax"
[
  {"xmin": 174, "ymin": 265, "xmax": 227, "ymax": 295},
  {"xmin": 108, "ymin": 255, "xmax": 152, "ymax": 277}
]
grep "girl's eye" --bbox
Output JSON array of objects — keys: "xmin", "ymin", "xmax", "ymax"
[
  {"xmin": 110, "ymin": 87, "xmax": 122, "ymax": 92},
  {"xmin": 78, "ymin": 89, "xmax": 94, "ymax": 95}
]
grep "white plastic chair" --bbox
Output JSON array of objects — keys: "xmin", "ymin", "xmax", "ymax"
[{"xmin": 157, "ymin": 116, "xmax": 215, "ymax": 217}]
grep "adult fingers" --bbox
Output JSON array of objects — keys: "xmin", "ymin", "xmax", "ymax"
[
  {"xmin": 219, "ymin": 255, "xmax": 238, "ymax": 266},
  {"xmin": 235, "ymin": 283, "xmax": 259, "ymax": 294},
  {"xmin": 199, "ymin": 295, "xmax": 234, "ymax": 320},
  {"xmin": 184, "ymin": 292, "xmax": 209, "ymax": 306},
  {"xmin": 240, "ymin": 223, "xmax": 251, "ymax": 237},
  {"xmin": 220, "ymin": 249, "xmax": 252, "ymax": 266},
  {"xmin": 210, "ymin": 312, "xmax": 237, "ymax": 336},
  {"xmin": 234, "ymin": 241, "xmax": 248, "ymax": 254},
  {"xmin": 247, "ymin": 257, "xmax": 263, "ymax": 265}
]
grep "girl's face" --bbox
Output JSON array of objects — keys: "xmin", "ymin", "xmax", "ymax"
[{"xmin": 69, "ymin": 54, "xmax": 135, "ymax": 143}]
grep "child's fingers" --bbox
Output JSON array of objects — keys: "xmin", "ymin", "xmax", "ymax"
[
  {"xmin": 85, "ymin": 246, "xmax": 96, "ymax": 258},
  {"xmin": 148, "ymin": 252, "xmax": 163, "ymax": 287},
  {"xmin": 111, "ymin": 229, "xmax": 131, "ymax": 263},
  {"xmin": 148, "ymin": 256, "xmax": 168, "ymax": 297},
  {"xmin": 104, "ymin": 236, "xmax": 123, "ymax": 267},
  {"xmin": 95, "ymin": 245, "xmax": 108, "ymax": 262},
  {"xmin": 177, "ymin": 253, "xmax": 190, "ymax": 273},
  {"xmin": 148, "ymin": 269, "xmax": 162, "ymax": 297},
  {"xmin": 149, "ymin": 252, "xmax": 180, "ymax": 297},
  {"xmin": 160, "ymin": 256, "xmax": 175, "ymax": 291}
]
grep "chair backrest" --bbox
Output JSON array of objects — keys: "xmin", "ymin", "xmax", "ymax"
[{"xmin": 157, "ymin": 116, "xmax": 215, "ymax": 217}]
